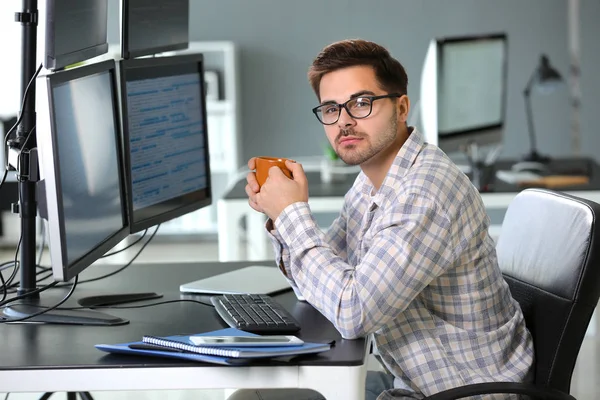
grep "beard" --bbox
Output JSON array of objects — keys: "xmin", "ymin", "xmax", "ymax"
[{"xmin": 334, "ymin": 108, "xmax": 399, "ymax": 166}]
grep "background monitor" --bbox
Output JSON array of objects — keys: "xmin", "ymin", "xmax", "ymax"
[
  {"xmin": 44, "ymin": 0, "xmax": 109, "ymax": 71},
  {"xmin": 36, "ymin": 59, "xmax": 129, "ymax": 282},
  {"xmin": 120, "ymin": 0, "xmax": 190, "ymax": 59},
  {"xmin": 119, "ymin": 54, "xmax": 212, "ymax": 234},
  {"xmin": 420, "ymin": 33, "xmax": 508, "ymax": 154}
]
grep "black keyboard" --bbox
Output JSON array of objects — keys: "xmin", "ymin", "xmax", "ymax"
[{"xmin": 210, "ymin": 294, "xmax": 301, "ymax": 334}]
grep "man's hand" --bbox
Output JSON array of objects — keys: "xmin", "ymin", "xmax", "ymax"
[
  {"xmin": 245, "ymin": 157, "xmax": 264, "ymax": 213},
  {"xmin": 245, "ymin": 159, "xmax": 308, "ymax": 222}
]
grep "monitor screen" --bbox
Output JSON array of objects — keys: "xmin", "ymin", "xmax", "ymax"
[
  {"xmin": 44, "ymin": 0, "xmax": 109, "ymax": 71},
  {"xmin": 119, "ymin": 54, "xmax": 211, "ymax": 233},
  {"xmin": 420, "ymin": 33, "xmax": 507, "ymax": 153},
  {"xmin": 437, "ymin": 35, "xmax": 507, "ymax": 136},
  {"xmin": 121, "ymin": 0, "xmax": 189, "ymax": 59},
  {"xmin": 36, "ymin": 60, "xmax": 129, "ymax": 281}
]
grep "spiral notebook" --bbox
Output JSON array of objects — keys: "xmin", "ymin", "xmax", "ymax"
[{"xmin": 141, "ymin": 328, "xmax": 331, "ymax": 358}]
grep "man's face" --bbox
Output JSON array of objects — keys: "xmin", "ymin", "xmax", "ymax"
[{"xmin": 318, "ymin": 65, "xmax": 405, "ymax": 166}]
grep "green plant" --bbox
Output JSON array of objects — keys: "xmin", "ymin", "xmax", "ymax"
[{"xmin": 323, "ymin": 143, "xmax": 339, "ymax": 161}]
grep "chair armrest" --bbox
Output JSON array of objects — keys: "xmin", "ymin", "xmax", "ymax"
[{"xmin": 422, "ymin": 382, "xmax": 576, "ymax": 400}]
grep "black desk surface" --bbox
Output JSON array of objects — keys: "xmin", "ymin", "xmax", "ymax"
[
  {"xmin": 224, "ymin": 157, "xmax": 600, "ymax": 200},
  {"xmin": 0, "ymin": 261, "xmax": 367, "ymax": 370}
]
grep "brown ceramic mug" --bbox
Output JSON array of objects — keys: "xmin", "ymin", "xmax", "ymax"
[{"xmin": 255, "ymin": 156, "xmax": 294, "ymax": 188}]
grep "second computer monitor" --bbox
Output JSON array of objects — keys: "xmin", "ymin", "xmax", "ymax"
[
  {"xmin": 119, "ymin": 54, "xmax": 212, "ymax": 234},
  {"xmin": 36, "ymin": 60, "xmax": 130, "ymax": 281},
  {"xmin": 420, "ymin": 33, "xmax": 508, "ymax": 153},
  {"xmin": 44, "ymin": 0, "xmax": 109, "ymax": 71},
  {"xmin": 120, "ymin": 0, "xmax": 190, "ymax": 59}
]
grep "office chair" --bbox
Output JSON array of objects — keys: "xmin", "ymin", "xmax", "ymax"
[
  {"xmin": 40, "ymin": 393, "xmax": 93, "ymax": 400},
  {"xmin": 424, "ymin": 188, "xmax": 600, "ymax": 400}
]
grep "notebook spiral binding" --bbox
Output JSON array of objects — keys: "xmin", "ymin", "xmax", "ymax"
[{"xmin": 142, "ymin": 335, "xmax": 242, "ymax": 358}]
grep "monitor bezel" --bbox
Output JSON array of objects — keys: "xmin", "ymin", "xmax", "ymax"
[
  {"xmin": 118, "ymin": 53, "xmax": 212, "ymax": 234},
  {"xmin": 120, "ymin": 0, "xmax": 190, "ymax": 60},
  {"xmin": 435, "ymin": 33, "xmax": 508, "ymax": 152},
  {"xmin": 38, "ymin": 59, "xmax": 130, "ymax": 281},
  {"xmin": 44, "ymin": 0, "xmax": 110, "ymax": 71}
]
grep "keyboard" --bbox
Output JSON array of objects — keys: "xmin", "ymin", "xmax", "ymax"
[{"xmin": 210, "ymin": 294, "xmax": 301, "ymax": 334}]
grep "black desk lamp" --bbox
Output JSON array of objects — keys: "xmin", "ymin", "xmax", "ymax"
[{"xmin": 522, "ymin": 54, "xmax": 564, "ymax": 163}]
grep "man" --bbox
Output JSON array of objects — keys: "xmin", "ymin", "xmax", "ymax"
[{"xmin": 233, "ymin": 39, "xmax": 534, "ymax": 400}]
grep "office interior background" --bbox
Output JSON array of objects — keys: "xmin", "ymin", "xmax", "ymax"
[{"xmin": 0, "ymin": 0, "xmax": 599, "ymax": 399}]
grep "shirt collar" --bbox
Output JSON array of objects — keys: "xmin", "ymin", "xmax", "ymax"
[{"xmin": 357, "ymin": 127, "xmax": 425, "ymax": 201}]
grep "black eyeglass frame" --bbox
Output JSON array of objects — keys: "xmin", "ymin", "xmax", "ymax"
[{"xmin": 312, "ymin": 93, "xmax": 402, "ymax": 125}]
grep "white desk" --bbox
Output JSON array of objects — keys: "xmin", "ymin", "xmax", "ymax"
[
  {"xmin": 217, "ymin": 163, "xmax": 600, "ymax": 261},
  {"xmin": 1, "ymin": 364, "xmax": 368, "ymax": 399}
]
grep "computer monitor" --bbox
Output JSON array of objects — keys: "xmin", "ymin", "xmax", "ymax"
[
  {"xmin": 37, "ymin": 60, "xmax": 129, "ymax": 282},
  {"xmin": 44, "ymin": 0, "xmax": 109, "ymax": 71},
  {"xmin": 420, "ymin": 33, "xmax": 508, "ymax": 154},
  {"xmin": 120, "ymin": 0, "xmax": 190, "ymax": 59},
  {"xmin": 119, "ymin": 55, "xmax": 291, "ymax": 296},
  {"xmin": 3, "ymin": 60, "xmax": 131, "ymax": 325},
  {"xmin": 119, "ymin": 54, "xmax": 212, "ymax": 234}
]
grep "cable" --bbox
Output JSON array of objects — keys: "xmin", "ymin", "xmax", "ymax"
[
  {"xmin": 0, "ymin": 168, "xmax": 8, "ymax": 192},
  {"xmin": 20, "ymin": 124, "xmax": 35, "ymax": 149},
  {"xmin": 2, "ymin": 221, "xmax": 51, "ymax": 291},
  {"xmin": 107, "ymin": 298, "xmax": 215, "ymax": 308},
  {"xmin": 0, "ymin": 224, "xmax": 55, "ymax": 305},
  {"xmin": 0, "ymin": 279, "xmax": 58, "ymax": 308},
  {"xmin": 31, "ymin": 268, "xmax": 52, "ymax": 284},
  {"xmin": 37, "ymin": 220, "xmax": 45, "ymax": 267},
  {"xmin": 0, "ymin": 276, "xmax": 77, "ymax": 324},
  {"xmin": 4, "ymin": 265, "xmax": 52, "ymax": 294},
  {"xmin": 0, "ymin": 63, "xmax": 43, "ymax": 296},
  {"xmin": 0, "ymin": 261, "xmax": 19, "ymax": 298},
  {"xmin": 79, "ymin": 224, "xmax": 159, "ymax": 283},
  {"xmin": 59, "ymin": 298, "xmax": 215, "ymax": 311},
  {"xmin": 0, "ymin": 261, "xmax": 18, "ymax": 272},
  {"xmin": 101, "ymin": 229, "xmax": 148, "ymax": 258},
  {"xmin": 1, "ymin": 169, "xmax": 47, "ymax": 296},
  {"xmin": 0, "ymin": 233, "xmax": 22, "ymax": 303},
  {"xmin": 0, "ymin": 261, "xmax": 19, "ymax": 296},
  {"xmin": 55, "ymin": 224, "xmax": 160, "ymax": 287},
  {"xmin": 4, "ymin": 223, "xmax": 23, "ymax": 288},
  {"xmin": 0, "ymin": 120, "xmax": 38, "ymax": 298},
  {"xmin": 0, "ymin": 188, "xmax": 23, "ymax": 301},
  {"xmin": 0, "ymin": 263, "xmax": 50, "ymax": 280},
  {"xmin": 0, "ymin": 261, "xmax": 7, "ymax": 305},
  {"xmin": 15, "ymin": 125, "xmax": 36, "ymax": 183},
  {"xmin": 3, "ymin": 63, "xmax": 44, "ymax": 159}
]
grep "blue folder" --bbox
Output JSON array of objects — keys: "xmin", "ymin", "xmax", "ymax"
[{"xmin": 96, "ymin": 328, "xmax": 331, "ymax": 365}]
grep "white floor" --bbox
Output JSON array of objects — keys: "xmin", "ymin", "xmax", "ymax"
[{"xmin": 0, "ymin": 237, "xmax": 598, "ymax": 399}]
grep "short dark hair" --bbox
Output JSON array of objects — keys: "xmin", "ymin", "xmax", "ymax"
[{"xmin": 308, "ymin": 39, "xmax": 408, "ymax": 100}]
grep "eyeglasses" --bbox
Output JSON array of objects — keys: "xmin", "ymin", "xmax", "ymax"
[{"xmin": 312, "ymin": 93, "xmax": 402, "ymax": 125}]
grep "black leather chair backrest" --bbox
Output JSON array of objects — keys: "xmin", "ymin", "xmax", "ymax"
[{"xmin": 496, "ymin": 188, "xmax": 600, "ymax": 393}]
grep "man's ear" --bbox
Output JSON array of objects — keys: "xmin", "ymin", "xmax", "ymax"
[{"xmin": 397, "ymin": 95, "xmax": 410, "ymax": 123}]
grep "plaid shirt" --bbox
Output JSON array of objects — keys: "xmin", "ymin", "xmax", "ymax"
[{"xmin": 267, "ymin": 128, "xmax": 534, "ymax": 399}]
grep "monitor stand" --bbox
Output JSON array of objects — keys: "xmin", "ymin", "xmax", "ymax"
[
  {"xmin": 77, "ymin": 292, "xmax": 163, "ymax": 308},
  {"xmin": 0, "ymin": 292, "xmax": 162, "ymax": 325},
  {"xmin": 0, "ymin": 303, "xmax": 128, "ymax": 326},
  {"xmin": 179, "ymin": 265, "xmax": 292, "ymax": 296}
]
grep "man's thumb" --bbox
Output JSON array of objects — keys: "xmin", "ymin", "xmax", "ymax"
[{"xmin": 286, "ymin": 160, "xmax": 306, "ymax": 183}]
